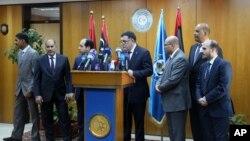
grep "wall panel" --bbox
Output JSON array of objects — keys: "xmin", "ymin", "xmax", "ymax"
[{"xmin": 0, "ymin": 5, "xmax": 22, "ymax": 123}]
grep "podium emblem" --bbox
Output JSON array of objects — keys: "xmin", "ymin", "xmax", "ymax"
[{"xmin": 89, "ymin": 114, "xmax": 111, "ymax": 138}]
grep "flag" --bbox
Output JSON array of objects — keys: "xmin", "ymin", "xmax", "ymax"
[
  {"xmin": 89, "ymin": 11, "xmax": 96, "ymax": 49},
  {"xmin": 99, "ymin": 16, "xmax": 109, "ymax": 50},
  {"xmin": 175, "ymin": 7, "xmax": 184, "ymax": 52},
  {"xmin": 148, "ymin": 10, "xmax": 168, "ymax": 127}
]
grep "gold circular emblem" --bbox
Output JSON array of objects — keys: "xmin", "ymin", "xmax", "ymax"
[{"xmin": 89, "ymin": 114, "xmax": 111, "ymax": 138}]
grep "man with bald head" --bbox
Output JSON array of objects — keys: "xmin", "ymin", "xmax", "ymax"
[
  {"xmin": 33, "ymin": 39, "xmax": 74, "ymax": 141},
  {"xmin": 188, "ymin": 23, "xmax": 223, "ymax": 141},
  {"xmin": 156, "ymin": 36, "xmax": 191, "ymax": 141},
  {"xmin": 72, "ymin": 38, "xmax": 96, "ymax": 141},
  {"xmin": 195, "ymin": 40, "xmax": 233, "ymax": 141}
]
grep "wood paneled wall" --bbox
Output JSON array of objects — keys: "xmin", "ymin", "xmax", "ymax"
[
  {"xmin": 1, "ymin": 0, "xmax": 250, "ymax": 138},
  {"xmin": 0, "ymin": 5, "xmax": 22, "ymax": 123}
]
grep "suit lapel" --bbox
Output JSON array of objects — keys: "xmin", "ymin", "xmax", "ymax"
[
  {"xmin": 129, "ymin": 46, "xmax": 138, "ymax": 68},
  {"xmin": 207, "ymin": 57, "xmax": 220, "ymax": 84}
]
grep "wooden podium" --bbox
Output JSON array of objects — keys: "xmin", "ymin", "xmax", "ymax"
[{"xmin": 71, "ymin": 71, "xmax": 134, "ymax": 141}]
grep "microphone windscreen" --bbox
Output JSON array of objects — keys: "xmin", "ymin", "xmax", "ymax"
[{"xmin": 104, "ymin": 47, "xmax": 111, "ymax": 55}]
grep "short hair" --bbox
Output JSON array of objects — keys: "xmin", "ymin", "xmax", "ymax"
[
  {"xmin": 203, "ymin": 39, "xmax": 220, "ymax": 52},
  {"xmin": 45, "ymin": 39, "xmax": 56, "ymax": 46},
  {"xmin": 210, "ymin": 40, "xmax": 220, "ymax": 51},
  {"xmin": 121, "ymin": 31, "xmax": 136, "ymax": 42},
  {"xmin": 199, "ymin": 23, "xmax": 210, "ymax": 34},
  {"xmin": 16, "ymin": 32, "xmax": 29, "ymax": 44},
  {"xmin": 85, "ymin": 39, "xmax": 94, "ymax": 49}
]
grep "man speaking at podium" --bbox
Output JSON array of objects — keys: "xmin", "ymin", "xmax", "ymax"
[{"xmin": 121, "ymin": 31, "xmax": 153, "ymax": 141}]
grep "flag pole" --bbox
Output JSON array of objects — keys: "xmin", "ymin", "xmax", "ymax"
[{"xmin": 161, "ymin": 127, "xmax": 163, "ymax": 141}]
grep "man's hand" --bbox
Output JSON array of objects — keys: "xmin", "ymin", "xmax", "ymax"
[
  {"xmin": 65, "ymin": 93, "xmax": 75, "ymax": 103},
  {"xmin": 24, "ymin": 92, "xmax": 32, "ymax": 99},
  {"xmin": 35, "ymin": 96, "xmax": 43, "ymax": 105},
  {"xmin": 128, "ymin": 69, "xmax": 136, "ymax": 83},
  {"xmin": 155, "ymin": 85, "xmax": 161, "ymax": 93},
  {"xmin": 198, "ymin": 97, "xmax": 208, "ymax": 106}
]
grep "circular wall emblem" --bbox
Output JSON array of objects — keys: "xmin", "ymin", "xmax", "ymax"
[
  {"xmin": 131, "ymin": 8, "xmax": 153, "ymax": 32},
  {"xmin": 89, "ymin": 114, "xmax": 111, "ymax": 138}
]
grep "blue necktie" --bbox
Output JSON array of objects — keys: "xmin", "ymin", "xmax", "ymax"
[
  {"xmin": 50, "ymin": 56, "xmax": 55, "ymax": 74},
  {"xmin": 202, "ymin": 62, "xmax": 211, "ymax": 95},
  {"xmin": 193, "ymin": 44, "xmax": 201, "ymax": 65}
]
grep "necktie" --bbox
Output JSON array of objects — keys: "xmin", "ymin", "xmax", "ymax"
[
  {"xmin": 128, "ymin": 51, "xmax": 132, "ymax": 60},
  {"xmin": 50, "ymin": 56, "xmax": 55, "ymax": 74},
  {"xmin": 193, "ymin": 44, "xmax": 201, "ymax": 65},
  {"xmin": 202, "ymin": 62, "xmax": 211, "ymax": 94},
  {"xmin": 205, "ymin": 62, "xmax": 211, "ymax": 79}
]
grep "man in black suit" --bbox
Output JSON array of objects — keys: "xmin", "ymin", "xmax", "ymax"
[
  {"xmin": 72, "ymin": 38, "xmax": 97, "ymax": 141},
  {"xmin": 188, "ymin": 23, "xmax": 223, "ymax": 141},
  {"xmin": 195, "ymin": 40, "xmax": 233, "ymax": 141},
  {"xmin": 33, "ymin": 39, "xmax": 74, "ymax": 141},
  {"xmin": 121, "ymin": 31, "xmax": 153, "ymax": 141}
]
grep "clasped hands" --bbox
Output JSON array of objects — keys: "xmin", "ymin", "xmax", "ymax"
[{"xmin": 198, "ymin": 96, "xmax": 208, "ymax": 106}]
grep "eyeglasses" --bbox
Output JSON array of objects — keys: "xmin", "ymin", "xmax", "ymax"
[
  {"xmin": 121, "ymin": 39, "xmax": 130, "ymax": 44},
  {"xmin": 164, "ymin": 43, "xmax": 171, "ymax": 47}
]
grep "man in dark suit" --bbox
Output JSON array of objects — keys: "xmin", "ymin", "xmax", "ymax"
[
  {"xmin": 72, "ymin": 38, "xmax": 97, "ymax": 141},
  {"xmin": 195, "ymin": 40, "xmax": 233, "ymax": 141},
  {"xmin": 188, "ymin": 23, "xmax": 223, "ymax": 141},
  {"xmin": 121, "ymin": 31, "xmax": 153, "ymax": 141},
  {"xmin": 156, "ymin": 36, "xmax": 191, "ymax": 141},
  {"xmin": 3, "ymin": 33, "xmax": 40, "ymax": 141},
  {"xmin": 33, "ymin": 39, "xmax": 74, "ymax": 141}
]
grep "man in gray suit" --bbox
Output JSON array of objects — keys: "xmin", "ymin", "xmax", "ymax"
[
  {"xmin": 3, "ymin": 33, "xmax": 40, "ymax": 141},
  {"xmin": 156, "ymin": 36, "xmax": 191, "ymax": 141}
]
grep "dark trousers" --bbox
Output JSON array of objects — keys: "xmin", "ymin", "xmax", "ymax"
[
  {"xmin": 201, "ymin": 116, "xmax": 229, "ymax": 141},
  {"xmin": 12, "ymin": 91, "xmax": 40, "ymax": 141},
  {"xmin": 76, "ymin": 92, "xmax": 84, "ymax": 141},
  {"xmin": 166, "ymin": 110, "xmax": 188, "ymax": 141},
  {"xmin": 124, "ymin": 101, "xmax": 146, "ymax": 141},
  {"xmin": 189, "ymin": 102, "xmax": 203, "ymax": 141},
  {"xmin": 41, "ymin": 93, "xmax": 72, "ymax": 141}
]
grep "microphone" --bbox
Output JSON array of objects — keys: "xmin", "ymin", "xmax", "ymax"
[
  {"xmin": 120, "ymin": 53, "xmax": 127, "ymax": 71},
  {"xmin": 115, "ymin": 48, "xmax": 122, "ymax": 60},
  {"xmin": 77, "ymin": 55, "xmax": 87, "ymax": 70},
  {"xmin": 84, "ymin": 49, "xmax": 96, "ymax": 70},
  {"xmin": 103, "ymin": 47, "xmax": 111, "ymax": 64}
]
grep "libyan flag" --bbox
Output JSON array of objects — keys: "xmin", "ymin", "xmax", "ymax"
[
  {"xmin": 175, "ymin": 7, "xmax": 184, "ymax": 52},
  {"xmin": 89, "ymin": 11, "xmax": 96, "ymax": 49}
]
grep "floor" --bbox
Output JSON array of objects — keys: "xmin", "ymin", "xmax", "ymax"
[{"xmin": 0, "ymin": 123, "xmax": 193, "ymax": 141}]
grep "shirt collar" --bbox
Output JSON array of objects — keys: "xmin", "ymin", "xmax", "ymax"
[
  {"xmin": 48, "ymin": 54, "xmax": 56, "ymax": 59},
  {"xmin": 22, "ymin": 45, "xmax": 30, "ymax": 53},
  {"xmin": 208, "ymin": 55, "xmax": 218, "ymax": 65},
  {"xmin": 130, "ymin": 44, "xmax": 136, "ymax": 53},
  {"xmin": 170, "ymin": 48, "xmax": 179, "ymax": 59}
]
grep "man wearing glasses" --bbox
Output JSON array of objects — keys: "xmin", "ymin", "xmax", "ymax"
[{"xmin": 121, "ymin": 31, "xmax": 153, "ymax": 141}]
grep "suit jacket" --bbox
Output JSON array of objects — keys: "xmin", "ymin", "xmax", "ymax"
[
  {"xmin": 195, "ymin": 57, "xmax": 233, "ymax": 117},
  {"xmin": 189, "ymin": 44, "xmax": 207, "ymax": 100},
  {"xmin": 158, "ymin": 49, "xmax": 191, "ymax": 112},
  {"xmin": 16, "ymin": 45, "xmax": 39, "ymax": 96},
  {"xmin": 189, "ymin": 43, "xmax": 223, "ymax": 100},
  {"xmin": 33, "ymin": 53, "xmax": 73, "ymax": 102},
  {"xmin": 72, "ymin": 55, "xmax": 98, "ymax": 100},
  {"xmin": 125, "ymin": 45, "xmax": 153, "ymax": 103}
]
